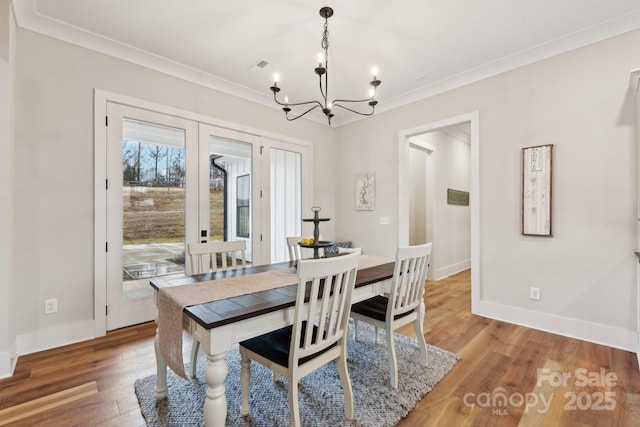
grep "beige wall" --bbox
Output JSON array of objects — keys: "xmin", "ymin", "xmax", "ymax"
[
  {"xmin": 10, "ymin": 28, "xmax": 335, "ymax": 358},
  {"xmin": 336, "ymin": 29, "xmax": 639, "ymax": 349}
]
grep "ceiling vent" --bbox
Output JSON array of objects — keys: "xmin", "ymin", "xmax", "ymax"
[{"xmin": 250, "ymin": 60, "xmax": 270, "ymax": 72}]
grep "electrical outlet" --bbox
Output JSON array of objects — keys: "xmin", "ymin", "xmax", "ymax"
[
  {"xmin": 529, "ymin": 287, "xmax": 541, "ymax": 301},
  {"xmin": 45, "ymin": 298, "xmax": 58, "ymax": 314}
]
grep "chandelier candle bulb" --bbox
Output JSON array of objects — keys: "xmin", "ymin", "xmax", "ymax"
[{"xmin": 270, "ymin": 73, "xmax": 281, "ymax": 94}]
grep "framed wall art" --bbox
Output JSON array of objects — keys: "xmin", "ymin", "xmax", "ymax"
[
  {"xmin": 356, "ymin": 172, "xmax": 375, "ymax": 211},
  {"xmin": 522, "ymin": 144, "xmax": 553, "ymax": 236},
  {"xmin": 447, "ymin": 188, "xmax": 469, "ymax": 206}
]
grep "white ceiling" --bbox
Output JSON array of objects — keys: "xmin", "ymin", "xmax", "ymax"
[{"xmin": 13, "ymin": 0, "xmax": 640, "ymax": 127}]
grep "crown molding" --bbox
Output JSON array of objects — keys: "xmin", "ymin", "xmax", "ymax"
[
  {"xmin": 378, "ymin": 9, "xmax": 640, "ymax": 115},
  {"xmin": 12, "ymin": 0, "xmax": 274, "ymax": 108},
  {"xmin": 13, "ymin": 1, "xmax": 640, "ymax": 127}
]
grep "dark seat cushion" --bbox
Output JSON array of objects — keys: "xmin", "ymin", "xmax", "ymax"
[
  {"xmin": 351, "ymin": 295, "xmax": 415, "ymax": 322},
  {"xmin": 240, "ymin": 321, "xmax": 337, "ymax": 368}
]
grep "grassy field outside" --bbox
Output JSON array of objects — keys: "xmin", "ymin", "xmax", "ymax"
[{"xmin": 123, "ymin": 186, "xmax": 224, "ymax": 244}]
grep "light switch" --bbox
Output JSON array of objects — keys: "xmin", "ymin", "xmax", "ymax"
[{"xmin": 379, "ymin": 216, "xmax": 390, "ymax": 225}]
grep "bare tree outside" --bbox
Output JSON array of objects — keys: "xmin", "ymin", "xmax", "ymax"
[
  {"xmin": 122, "ymin": 140, "xmax": 187, "ymax": 247},
  {"xmin": 149, "ymin": 145, "xmax": 166, "ymax": 183}
]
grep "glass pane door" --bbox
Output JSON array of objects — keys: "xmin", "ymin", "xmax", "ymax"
[
  {"xmin": 98, "ymin": 100, "xmax": 313, "ymax": 331},
  {"xmin": 106, "ymin": 103, "xmax": 198, "ymax": 330},
  {"xmin": 199, "ymin": 125, "xmax": 258, "ymax": 265},
  {"xmin": 121, "ymin": 120, "xmax": 186, "ymax": 291}
]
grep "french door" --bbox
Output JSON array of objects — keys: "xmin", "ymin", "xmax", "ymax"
[
  {"xmin": 101, "ymin": 101, "xmax": 310, "ymax": 331},
  {"xmin": 105, "ymin": 103, "xmax": 199, "ymax": 330},
  {"xmin": 198, "ymin": 126, "xmax": 307, "ymax": 265},
  {"xmin": 198, "ymin": 124, "xmax": 260, "ymax": 264}
]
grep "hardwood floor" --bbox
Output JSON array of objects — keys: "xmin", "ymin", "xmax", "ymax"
[{"xmin": 1, "ymin": 269, "xmax": 639, "ymax": 426}]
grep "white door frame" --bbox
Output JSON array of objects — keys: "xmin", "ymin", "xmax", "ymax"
[
  {"xmin": 632, "ymin": 68, "xmax": 640, "ymax": 368},
  {"xmin": 94, "ymin": 89, "xmax": 313, "ymax": 336},
  {"xmin": 398, "ymin": 111, "xmax": 480, "ymax": 312}
]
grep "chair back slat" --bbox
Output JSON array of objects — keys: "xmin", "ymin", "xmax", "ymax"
[
  {"xmin": 290, "ymin": 252, "xmax": 360, "ymax": 364},
  {"xmin": 189, "ymin": 252, "xmax": 210, "ymax": 275},
  {"xmin": 302, "ymin": 277, "xmax": 321, "ymax": 350},
  {"xmin": 187, "ymin": 240, "xmax": 247, "ymax": 274},
  {"xmin": 388, "ymin": 243, "xmax": 432, "ymax": 319},
  {"xmin": 325, "ymin": 271, "xmax": 345, "ymax": 336},
  {"xmin": 286, "ymin": 236, "xmax": 303, "ymax": 261}
]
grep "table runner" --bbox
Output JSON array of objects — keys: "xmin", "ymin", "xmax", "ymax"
[{"xmin": 157, "ymin": 255, "xmax": 393, "ymax": 379}]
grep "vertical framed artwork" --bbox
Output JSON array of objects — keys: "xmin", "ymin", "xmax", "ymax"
[
  {"xmin": 522, "ymin": 144, "xmax": 553, "ymax": 236},
  {"xmin": 356, "ymin": 172, "xmax": 375, "ymax": 211}
]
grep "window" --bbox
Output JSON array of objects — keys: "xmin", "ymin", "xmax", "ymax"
[{"xmin": 236, "ymin": 174, "xmax": 250, "ymax": 238}]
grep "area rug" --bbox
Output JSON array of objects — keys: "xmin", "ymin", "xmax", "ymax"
[{"xmin": 135, "ymin": 323, "xmax": 460, "ymax": 426}]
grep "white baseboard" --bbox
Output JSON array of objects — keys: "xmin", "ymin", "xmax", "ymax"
[
  {"xmin": 0, "ymin": 350, "xmax": 13, "ymax": 379},
  {"xmin": 15, "ymin": 320, "xmax": 96, "ymax": 359},
  {"xmin": 431, "ymin": 259, "xmax": 471, "ymax": 281},
  {"xmin": 0, "ymin": 334, "xmax": 18, "ymax": 379},
  {"xmin": 0, "ymin": 337, "xmax": 18, "ymax": 379},
  {"xmin": 475, "ymin": 300, "xmax": 637, "ymax": 352}
]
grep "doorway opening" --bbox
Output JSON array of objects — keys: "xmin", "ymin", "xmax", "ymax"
[
  {"xmin": 398, "ymin": 111, "xmax": 480, "ymax": 312},
  {"xmin": 408, "ymin": 124, "xmax": 471, "ymax": 281}
]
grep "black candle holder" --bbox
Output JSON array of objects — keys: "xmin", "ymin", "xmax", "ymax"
[{"xmin": 300, "ymin": 206, "xmax": 333, "ymax": 259}]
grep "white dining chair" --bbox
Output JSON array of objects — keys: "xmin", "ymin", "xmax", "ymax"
[
  {"xmin": 287, "ymin": 236, "xmax": 326, "ymax": 260},
  {"xmin": 187, "ymin": 240, "xmax": 247, "ymax": 274},
  {"xmin": 239, "ymin": 252, "xmax": 361, "ymax": 426},
  {"xmin": 186, "ymin": 240, "xmax": 247, "ymax": 377},
  {"xmin": 350, "ymin": 242, "xmax": 432, "ymax": 388},
  {"xmin": 286, "ymin": 236, "xmax": 303, "ymax": 261}
]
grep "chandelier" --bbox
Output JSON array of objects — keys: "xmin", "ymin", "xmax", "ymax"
[{"xmin": 270, "ymin": 6, "xmax": 381, "ymax": 125}]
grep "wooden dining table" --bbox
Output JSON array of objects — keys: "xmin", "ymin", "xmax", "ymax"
[{"xmin": 150, "ymin": 256, "xmax": 427, "ymax": 427}]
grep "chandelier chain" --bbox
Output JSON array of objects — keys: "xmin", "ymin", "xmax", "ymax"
[{"xmin": 322, "ymin": 20, "xmax": 329, "ymax": 51}]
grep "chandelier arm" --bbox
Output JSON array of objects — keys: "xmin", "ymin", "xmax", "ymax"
[
  {"xmin": 285, "ymin": 105, "xmax": 322, "ymax": 121},
  {"xmin": 332, "ymin": 97, "xmax": 376, "ymax": 104},
  {"xmin": 273, "ymin": 92, "xmax": 324, "ymax": 109},
  {"xmin": 269, "ymin": 6, "xmax": 380, "ymax": 125},
  {"xmin": 331, "ymin": 103, "xmax": 375, "ymax": 116},
  {"xmin": 285, "ymin": 100, "xmax": 324, "ymax": 108}
]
